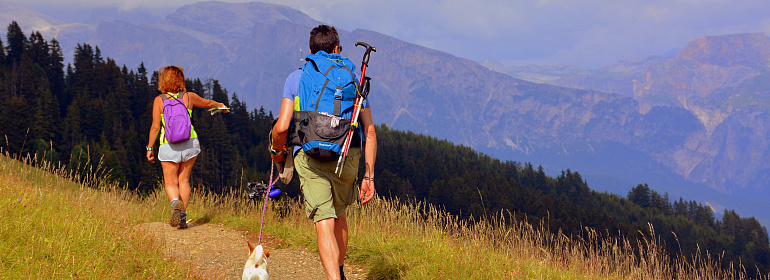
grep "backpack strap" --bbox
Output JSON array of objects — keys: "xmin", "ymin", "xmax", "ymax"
[
  {"xmin": 180, "ymin": 92, "xmax": 194, "ymax": 125},
  {"xmin": 160, "ymin": 92, "xmax": 194, "ymax": 124},
  {"xmin": 311, "ymin": 60, "xmax": 337, "ymax": 113},
  {"xmin": 306, "ymin": 57, "xmax": 359, "ymax": 116}
]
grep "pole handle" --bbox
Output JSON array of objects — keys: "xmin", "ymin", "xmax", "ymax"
[{"xmin": 355, "ymin": 42, "xmax": 376, "ymax": 66}]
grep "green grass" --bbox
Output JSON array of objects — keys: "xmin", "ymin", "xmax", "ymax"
[
  {"xmin": 0, "ymin": 154, "xmax": 194, "ymax": 279},
  {"xmin": 1, "ymin": 153, "xmax": 766, "ymax": 279}
]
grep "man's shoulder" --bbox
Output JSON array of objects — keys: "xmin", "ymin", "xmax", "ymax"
[
  {"xmin": 283, "ymin": 69, "xmax": 303, "ymax": 99},
  {"xmin": 285, "ymin": 69, "xmax": 303, "ymax": 86},
  {"xmin": 287, "ymin": 68, "xmax": 302, "ymax": 79}
]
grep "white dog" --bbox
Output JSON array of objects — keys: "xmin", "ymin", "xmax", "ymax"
[{"xmin": 242, "ymin": 242, "xmax": 270, "ymax": 280}]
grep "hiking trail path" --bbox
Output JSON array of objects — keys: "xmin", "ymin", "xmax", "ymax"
[{"xmin": 137, "ymin": 222, "xmax": 368, "ymax": 279}]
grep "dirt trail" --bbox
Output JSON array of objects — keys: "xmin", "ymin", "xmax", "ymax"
[{"xmin": 137, "ymin": 222, "xmax": 368, "ymax": 279}]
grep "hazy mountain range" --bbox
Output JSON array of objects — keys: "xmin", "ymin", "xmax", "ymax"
[
  {"xmin": 2, "ymin": 1, "xmax": 768, "ymax": 226},
  {"xmin": 483, "ymin": 33, "xmax": 770, "ymax": 217}
]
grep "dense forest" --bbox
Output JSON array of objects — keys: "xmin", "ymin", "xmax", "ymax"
[{"xmin": 0, "ymin": 22, "xmax": 767, "ymax": 276}]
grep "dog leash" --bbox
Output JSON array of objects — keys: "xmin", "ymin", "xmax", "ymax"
[{"xmin": 259, "ymin": 161, "xmax": 280, "ymax": 244}]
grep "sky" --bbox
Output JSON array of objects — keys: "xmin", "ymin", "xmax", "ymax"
[{"xmin": 7, "ymin": 0, "xmax": 770, "ymax": 68}]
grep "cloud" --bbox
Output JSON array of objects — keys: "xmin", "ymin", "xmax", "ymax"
[{"xmin": 6, "ymin": 0, "xmax": 770, "ymax": 67}]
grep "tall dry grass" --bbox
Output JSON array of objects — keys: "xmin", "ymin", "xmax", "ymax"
[
  {"xmin": 0, "ymin": 151, "xmax": 193, "ymax": 278},
  {"xmin": 218, "ymin": 186, "xmax": 769, "ymax": 280},
  {"xmin": 2, "ymin": 147, "xmax": 767, "ymax": 279}
]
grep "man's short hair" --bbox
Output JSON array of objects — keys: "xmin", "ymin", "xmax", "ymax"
[{"xmin": 309, "ymin": 25, "xmax": 339, "ymax": 54}]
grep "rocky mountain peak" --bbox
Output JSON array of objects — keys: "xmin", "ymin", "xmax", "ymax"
[
  {"xmin": 167, "ymin": 1, "xmax": 321, "ymax": 37},
  {"xmin": 676, "ymin": 32, "xmax": 770, "ymax": 68},
  {"xmin": 0, "ymin": 2, "xmax": 64, "ymax": 34}
]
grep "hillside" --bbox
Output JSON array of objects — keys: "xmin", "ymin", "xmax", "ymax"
[
  {"xmin": 3, "ymin": 1, "xmax": 769, "ymax": 225},
  {"xmin": 2, "ymin": 149, "xmax": 766, "ymax": 279}
]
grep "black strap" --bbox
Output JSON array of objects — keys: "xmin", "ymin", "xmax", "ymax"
[
  {"xmin": 314, "ymin": 65, "xmax": 336, "ymax": 113},
  {"xmin": 307, "ymin": 59, "xmax": 359, "ymax": 116},
  {"xmin": 333, "ymin": 86, "xmax": 343, "ymax": 116}
]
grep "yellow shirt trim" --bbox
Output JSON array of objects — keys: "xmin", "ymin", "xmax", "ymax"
[{"xmin": 159, "ymin": 109, "xmax": 198, "ymax": 145}]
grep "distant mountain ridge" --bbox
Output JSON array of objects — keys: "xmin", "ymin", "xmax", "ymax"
[
  {"xmin": 492, "ymin": 33, "xmax": 770, "ymax": 198},
  {"xmin": 1, "ymin": 1, "xmax": 768, "ymax": 226}
]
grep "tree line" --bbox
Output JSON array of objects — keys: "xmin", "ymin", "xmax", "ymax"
[{"xmin": 0, "ymin": 22, "xmax": 766, "ymax": 276}]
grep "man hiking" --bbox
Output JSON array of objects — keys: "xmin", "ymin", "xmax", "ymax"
[{"xmin": 270, "ymin": 24, "xmax": 377, "ymax": 280}]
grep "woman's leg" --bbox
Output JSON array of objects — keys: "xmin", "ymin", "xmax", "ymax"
[
  {"xmin": 161, "ymin": 161, "xmax": 180, "ymax": 201},
  {"xmin": 177, "ymin": 156, "xmax": 197, "ymax": 212}
]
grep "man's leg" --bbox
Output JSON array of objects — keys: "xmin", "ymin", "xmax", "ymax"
[
  {"xmin": 336, "ymin": 213, "xmax": 349, "ymax": 266},
  {"xmin": 316, "ymin": 217, "xmax": 341, "ymax": 280}
]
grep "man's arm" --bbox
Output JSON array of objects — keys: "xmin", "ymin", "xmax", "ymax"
[
  {"xmin": 358, "ymin": 108, "xmax": 376, "ymax": 205},
  {"xmin": 271, "ymin": 97, "xmax": 295, "ymax": 162}
]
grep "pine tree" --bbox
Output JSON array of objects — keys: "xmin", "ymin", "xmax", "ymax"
[
  {"xmin": 227, "ymin": 93, "xmax": 249, "ymax": 142},
  {"xmin": 5, "ymin": 21, "xmax": 26, "ymax": 64},
  {"xmin": 1, "ymin": 96, "xmax": 31, "ymax": 155},
  {"xmin": 47, "ymin": 38, "xmax": 65, "ymax": 98},
  {"xmin": 71, "ymin": 44, "xmax": 95, "ymax": 95},
  {"xmin": 0, "ymin": 36, "xmax": 6, "ymax": 63},
  {"xmin": 628, "ymin": 183, "xmax": 652, "ymax": 208},
  {"xmin": 32, "ymin": 88, "xmax": 59, "ymax": 143},
  {"xmin": 63, "ymin": 94, "xmax": 85, "ymax": 150},
  {"xmin": 27, "ymin": 32, "xmax": 49, "ymax": 67},
  {"xmin": 210, "ymin": 79, "xmax": 229, "ymax": 106}
]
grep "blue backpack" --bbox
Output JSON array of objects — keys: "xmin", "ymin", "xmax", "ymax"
[{"xmin": 292, "ymin": 51, "xmax": 359, "ymax": 161}]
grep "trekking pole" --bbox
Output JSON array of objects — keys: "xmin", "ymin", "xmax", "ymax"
[{"xmin": 335, "ymin": 42, "xmax": 376, "ymax": 176}]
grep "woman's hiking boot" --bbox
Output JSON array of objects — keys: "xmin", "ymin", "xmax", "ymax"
[
  {"xmin": 178, "ymin": 212, "xmax": 188, "ymax": 229},
  {"xmin": 170, "ymin": 199, "xmax": 183, "ymax": 227}
]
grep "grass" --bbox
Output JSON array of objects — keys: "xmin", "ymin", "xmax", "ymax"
[
  {"xmin": 1, "ymin": 151, "xmax": 768, "ymax": 279},
  {"xmin": 0, "ymin": 153, "xmax": 194, "ymax": 278}
]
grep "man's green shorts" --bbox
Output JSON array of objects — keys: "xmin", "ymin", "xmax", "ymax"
[{"xmin": 294, "ymin": 147, "xmax": 361, "ymax": 223}]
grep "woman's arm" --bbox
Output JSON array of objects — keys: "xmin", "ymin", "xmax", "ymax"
[
  {"xmin": 146, "ymin": 96, "xmax": 162, "ymax": 162},
  {"xmin": 188, "ymin": 92, "xmax": 229, "ymax": 112}
]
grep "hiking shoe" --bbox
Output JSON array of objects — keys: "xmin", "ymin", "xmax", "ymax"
[
  {"xmin": 178, "ymin": 216, "xmax": 188, "ymax": 229},
  {"xmin": 178, "ymin": 212, "xmax": 188, "ymax": 229},
  {"xmin": 170, "ymin": 199, "xmax": 183, "ymax": 227}
]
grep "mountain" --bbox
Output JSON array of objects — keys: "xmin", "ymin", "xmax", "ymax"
[
  {"xmin": 2, "ymin": 1, "xmax": 768, "ymax": 226},
  {"xmin": 492, "ymin": 33, "xmax": 770, "ymax": 197},
  {"xmin": 0, "ymin": 2, "xmax": 94, "ymax": 56},
  {"xmin": 0, "ymin": 2, "xmax": 64, "ymax": 29}
]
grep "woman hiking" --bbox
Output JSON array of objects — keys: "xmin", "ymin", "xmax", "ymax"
[{"xmin": 145, "ymin": 65, "xmax": 229, "ymax": 229}]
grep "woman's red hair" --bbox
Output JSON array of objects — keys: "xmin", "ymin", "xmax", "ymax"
[{"xmin": 158, "ymin": 66, "xmax": 186, "ymax": 93}]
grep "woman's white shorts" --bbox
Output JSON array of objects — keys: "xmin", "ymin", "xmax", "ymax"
[{"xmin": 158, "ymin": 138, "xmax": 201, "ymax": 163}]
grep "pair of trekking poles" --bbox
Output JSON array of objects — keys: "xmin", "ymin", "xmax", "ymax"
[{"xmin": 335, "ymin": 42, "xmax": 376, "ymax": 176}]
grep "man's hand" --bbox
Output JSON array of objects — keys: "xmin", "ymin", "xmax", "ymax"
[
  {"xmin": 271, "ymin": 149, "xmax": 286, "ymax": 162},
  {"xmin": 359, "ymin": 179, "xmax": 375, "ymax": 205}
]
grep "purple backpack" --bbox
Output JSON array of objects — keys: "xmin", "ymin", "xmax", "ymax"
[{"xmin": 161, "ymin": 92, "xmax": 192, "ymax": 143}]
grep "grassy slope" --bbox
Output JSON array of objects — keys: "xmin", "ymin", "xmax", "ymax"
[
  {"xmin": 0, "ymin": 155, "xmax": 192, "ymax": 278},
  {"xmin": 1, "ymin": 155, "xmax": 760, "ymax": 279}
]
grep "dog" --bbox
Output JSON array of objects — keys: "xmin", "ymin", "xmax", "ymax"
[
  {"xmin": 246, "ymin": 182, "xmax": 269, "ymax": 199},
  {"xmin": 242, "ymin": 242, "xmax": 270, "ymax": 280}
]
